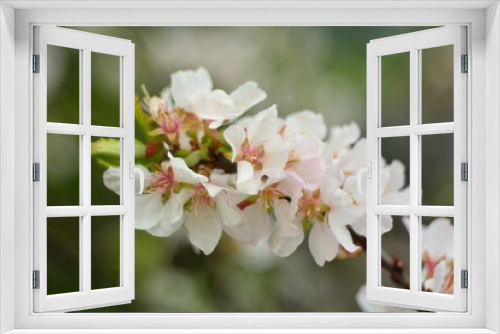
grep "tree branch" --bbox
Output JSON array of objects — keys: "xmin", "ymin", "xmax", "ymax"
[{"xmin": 348, "ymin": 226, "xmax": 410, "ymax": 290}]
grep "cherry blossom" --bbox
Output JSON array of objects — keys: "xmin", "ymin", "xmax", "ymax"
[
  {"xmin": 94, "ymin": 67, "xmax": 450, "ymax": 274},
  {"xmin": 224, "ymin": 105, "xmax": 289, "ymax": 195},
  {"xmin": 170, "ymin": 67, "xmax": 267, "ymax": 128}
]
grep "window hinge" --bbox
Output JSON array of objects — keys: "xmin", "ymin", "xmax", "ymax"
[
  {"xmin": 461, "ymin": 162, "xmax": 468, "ymax": 182},
  {"xmin": 461, "ymin": 270, "xmax": 468, "ymax": 289},
  {"xmin": 33, "ymin": 270, "xmax": 40, "ymax": 289},
  {"xmin": 33, "ymin": 54, "xmax": 40, "ymax": 73},
  {"xmin": 461, "ymin": 54, "xmax": 468, "ymax": 73},
  {"xmin": 33, "ymin": 163, "xmax": 40, "ymax": 182}
]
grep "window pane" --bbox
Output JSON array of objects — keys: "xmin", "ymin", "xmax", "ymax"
[
  {"xmin": 419, "ymin": 216, "xmax": 454, "ymax": 295},
  {"xmin": 91, "ymin": 215, "xmax": 121, "ymax": 290},
  {"xmin": 47, "ymin": 45, "xmax": 80, "ymax": 124},
  {"xmin": 47, "ymin": 134, "xmax": 80, "ymax": 206},
  {"xmin": 421, "ymin": 45, "xmax": 454, "ymax": 124},
  {"xmin": 380, "ymin": 136, "xmax": 410, "ymax": 205},
  {"xmin": 91, "ymin": 137, "xmax": 121, "ymax": 206},
  {"xmin": 381, "ymin": 52, "xmax": 410, "ymax": 127},
  {"xmin": 91, "ymin": 52, "xmax": 121, "ymax": 127},
  {"xmin": 47, "ymin": 217, "xmax": 80, "ymax": 295},
  {"xmin": 421, "ymin": 134, "xmax": 454, "ymax": 206},
  {"xmin": 380, "ymin": 215, "xmax": 410, "ymax": 290}
]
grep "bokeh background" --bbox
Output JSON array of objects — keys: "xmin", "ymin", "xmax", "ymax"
[{"xmin": 45, "ymin": 26, "xmax": 454, "ymax": 312}]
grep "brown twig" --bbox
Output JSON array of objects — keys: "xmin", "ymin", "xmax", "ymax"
[{"xmin": 348, "ymin": 226, "xmax": 410, "ymax": 290}]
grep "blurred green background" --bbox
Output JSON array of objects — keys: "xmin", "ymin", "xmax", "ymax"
[{"xmin": 45, "ymin": 26, "xmax": 454, "ymax": 312}]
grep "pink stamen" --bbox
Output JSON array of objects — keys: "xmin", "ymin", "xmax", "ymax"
[
  {"xmin": 149, "ymin": 167, "xmax": 175, "ymax": 194},
  {"xmin": 238, "ymin": 141, "xmax": 265, "ymax": 169}
]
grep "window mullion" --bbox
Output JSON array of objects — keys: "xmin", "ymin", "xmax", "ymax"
[
  {"xmin": 81, "ymin": 48, "xmax": 92, "ymax": 294},
  {"xmin": 409, "ymin": 47, "xmax": 420, "ymax": 293}
]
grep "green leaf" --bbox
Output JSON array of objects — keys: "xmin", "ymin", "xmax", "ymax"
[
  {"xmin": 184, "ymin": 149, "xmax": 208, "ymax": 167},
  {"xmin": 135, "ymin": 95, "xmax": 153, "ymax": 139},
  {"xmin": 91, "ymin": 137, "xmax": 147, "ymax": 167}
]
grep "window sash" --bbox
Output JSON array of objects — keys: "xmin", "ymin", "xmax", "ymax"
[
  {"xmin": 32, "ymin": 26, "xmax": 135, "ymax": 313},
  {"xmin": 366, "ymin": 26, "xmax": 468, "ymax": 312}
]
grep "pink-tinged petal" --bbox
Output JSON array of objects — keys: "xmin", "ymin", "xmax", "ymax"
[
  {"xmin": 308, "ymin": 221, "xmax": 339, "ymax": 267},
  {"xmin": 224, "ymin": 125, "xmax": 246, "ymax": 162},
  {"xmin": 330, "ymin": 223, "xmax": 359, "ymax": 253},
  {"xmin": 103, "ymin": 167, "xmax": 121, "ymax": 195},
  {"xmin": 224, "ymin": 202, "xmax": 269, "ymax": 245},
  {"xmin": 184, "ymin": 205, "xmax": 222, "ymax": 255},
  {"xmin": 135, "ymin": 193, "xmax": 163, "ymax": 230},
  {"xmin": 230, "ymin": 81, "xmax": 267, "ymax": 117},
  {"xmin": 168, "ymin": 152, "xmax": 208, "ymax": 184},
  {"xmin": 277, "ymin": 174, "xmax": 304, "ymax": 201},
  {"xmin": 291, "ymin": 155, "xmax": 326, "ymax": 188},
  {"xmin": 215, "ymin": 192, "xmax": 242, "ymax": 227},
  {"xmin": 147, "ymin": 189, "xmax": 192, "ymax": 237},
  {"xmin": 285, "ymin": 110, "xmax": 327, "ymax": 140},
  {"xmin": 170, "ymin": 67, "xmax": 213, "ymax": 111},
  {"xmin": 424, "ymin": 260, "xmax": 448, "ymax": 292},
  {"xmin": 247, "ymin": 105, "xmax": 279, "ymax": 145}
]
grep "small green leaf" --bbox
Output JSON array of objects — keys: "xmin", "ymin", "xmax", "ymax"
[{"xmin": 184, "ymin": 150, "xmax": 208, "ymax": 167}]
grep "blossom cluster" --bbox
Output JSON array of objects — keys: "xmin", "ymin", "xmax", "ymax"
[{"xmin": 97, "ymin": 67, "xmax": 410, "ymax": 268}]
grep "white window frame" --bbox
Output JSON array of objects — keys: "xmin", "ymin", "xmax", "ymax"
[
  {"xmin": 33, "ymin": 26, "xmax": 136, "ymax": 313},
  {"xmin": 366, "ymin": 26, "xmax": 468, "ymax": 312},
  {"xmin": 0, "ymin": 1, "xmax": 499, "ymax": 333}
]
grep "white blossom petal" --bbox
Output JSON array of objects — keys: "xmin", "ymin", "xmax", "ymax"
[
  {"xmin": 424, "ymin": 260, "xmax": 449, "ymax": 292},
  {"xmin": 224, "ymin": 125, "xmax": 246, "ymax": 162},
  {"xmin": 195, "ymin": 89, "xmax": 235, "ymax": 120},
  {"xmin": 230, "ymin": 81, "xmax": 267, "ymax": 117},
  {"xmin": 103, "ymin": 167, "xmax": 121, "ymax": 195},
  {"xmin": 268, "ymin": 199, "xmax": 304, "ymax": 257},
  {"xmin": 422, "ymin": 218, "xmax": 454, "ymax": 260},
  {"xmin": 184, "ymin": 205, "xmax": 222, "ymax": 255},
  {"xmin": 171, "ymin": 67, "xmax": 212, "ymax": 111},
  {"xmin": 147, "ymin": 189, "xmax": 192, "ymax": 237},
  {"xmin": 328, "ymin": 122, "xmax": 361, "ymax": 154},
  {"xmin": 308, "ymin": 221, "xmax": 338, "ymax": 266},
  {"xmin": 168, "ymin": 152, "xmax": 208, "ymax": 184},
  {"xmin": 236, "ymin": 161, "xmax": 261, "ymax": 194},
  {"xmin": 215, "ymin": 192, "xmax": 242, "ymax": 227},
  {"xmin": 330, "ymin": 223, "xmax": 358, "ymax": 253},
  {"xmin": 247, "ymin": 105, "xmax": 278, "ymax": 145},
  {"xmin": 382, "ymin": 160, "xmax": 406, "ymax": 193},
  {"xmin": 224, "ymin": 202, "xmax": 269, "ymax": 245},
  {"xmin": 135, "ymin": 193, "xmax": 163, "ymax": 230},
  {"xmin": 285, "ymin": 110, "xmax": 327, "ymax": 140}
]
